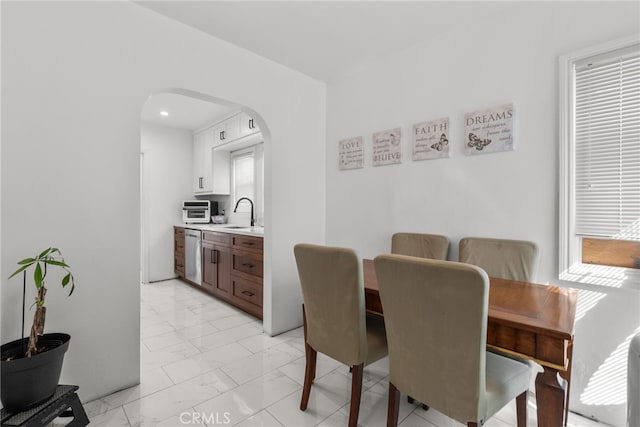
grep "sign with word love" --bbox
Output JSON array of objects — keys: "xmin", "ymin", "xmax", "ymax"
[{"xmin": 338, "ymin": 136, "xmax": 364, "ymax": 170}]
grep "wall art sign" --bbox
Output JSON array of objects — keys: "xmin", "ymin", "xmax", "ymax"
[
  {"xmin": 412, "ymin": 117, "xmax": 450, "ymax": 161},
  {"xmin": 338, "ymin": 136, "xmax": 364, "ymax": 170},
  {"xmin": 464, "ymin": 103, "xmax": 514, "ymax": 156},
  {"xmin": 372, "ymin": 127, "xmax": 402, "ymax": 166}
]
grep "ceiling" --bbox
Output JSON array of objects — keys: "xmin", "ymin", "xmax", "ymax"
[
  {"xmin": 135, "ymin": 1, "xmax": 512, "ymax": 83},
  {"xmin": 141, "ymin": 93, "xmax": 234, "ymax": 130},
  {"xmin": 137, "ymin": 1, "xmax": 511, "ymax": 130}
]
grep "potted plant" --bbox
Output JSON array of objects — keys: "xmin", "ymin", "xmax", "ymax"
[{"xmin": 1, "ymin": 247, "xmax": 76, "ymax": 412}]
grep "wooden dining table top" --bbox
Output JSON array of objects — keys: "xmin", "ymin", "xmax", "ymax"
[{"xmin": 362, "ymin": 259, "xmax": 577, "ymax": 356}]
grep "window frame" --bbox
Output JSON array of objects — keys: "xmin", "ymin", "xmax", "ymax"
[{"xmin": 559, "ymin": 35, "xmax": 640, "ymax": 287}]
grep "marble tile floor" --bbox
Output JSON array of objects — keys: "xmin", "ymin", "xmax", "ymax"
[{"xmin": 77, "ymin": 279, "xmax": 608, "ymax": 427}]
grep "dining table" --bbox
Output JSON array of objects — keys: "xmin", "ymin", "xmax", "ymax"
[{"xmin": 362, "ymin": 259, "xmax": 578, "ymax": 427}]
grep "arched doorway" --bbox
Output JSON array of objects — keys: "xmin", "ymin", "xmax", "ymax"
[{"xmin": 139, "ymin": 88, "xmax": 271, "ymax": 328}]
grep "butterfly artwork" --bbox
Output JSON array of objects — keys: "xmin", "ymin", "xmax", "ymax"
[
  {"xmin": 464, "ymin": 104, "xmax": 514, "ymax": 156},
  {"xmin": 467, "ymin": 133, "xmax": 492, "ymax": 150},
  {"xmin": 412, "ymin": 118, "xmax": 450, "ymax": 161},
  {"xmin": 430, "ymin": 133, "xmax": 449, "ymax": 151}
]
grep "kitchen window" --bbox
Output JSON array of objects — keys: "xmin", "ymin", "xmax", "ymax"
[
  {"xmin": 559, "ymin": 37, "xmax": 640, "ymax": 285},
  {"xmin": 231, "ymin": 144, "xmax": 264, "ymax": 226}
]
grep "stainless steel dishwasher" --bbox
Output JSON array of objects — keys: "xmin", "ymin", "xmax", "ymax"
[{"xmin": 184, "ymin": 229, "xmax": 202, "ymax": 285}]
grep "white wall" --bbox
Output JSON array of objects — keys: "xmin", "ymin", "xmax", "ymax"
[
  {"xmin": 325, "ymin": 2, "xmax": 639, "ymax": 425},
  {"xmin": 140, "ymin": 123, "xmax": 193, "ymax": 282},
  {"xmin": 1, "ymin": 1, "xmax": 325, "ymax": 403}
]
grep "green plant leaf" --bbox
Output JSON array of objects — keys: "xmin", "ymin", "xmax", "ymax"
[
  {"xmin": 62, "ymin": 273, "xmax": 71, "ymax": 286},
  {"xmin": 18, "ymin": 258, "xmax": 36, "ymax": 265},
  {"xmin": 37, "ymin": 247, "xmax": 53, "ymax": 259},
  {"xmin": 44, "ymin": 259, "xmax": 70, "ymax": 268},
  {"xmin": 68, "ymin": 283, "xmax": 75, "ymax": 296},
  {"xmin": 34, "ymin": 263, "xmax": 43, "ymax": 288},
  {"xmin": 8, "ymin": 263, "xmax": 33, "ymax": 279}
]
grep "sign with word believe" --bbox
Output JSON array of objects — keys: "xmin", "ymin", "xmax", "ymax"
[
  {"xmin": 372, "ymin": 127, "xmax": 402, "ymax": 166},
  {"xmin": 338, "ymin": 136, "xmax": 364, "ymax": 170},
  {"xmin": 413, "ymin": 117, "xmax": 450, "ymax": 161},
  {"xmin": 464, "ymin": 103, "xmax": 514, "ymax": 156}
]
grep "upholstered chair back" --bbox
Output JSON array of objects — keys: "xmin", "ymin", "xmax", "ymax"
[
  {"xmin": 391, "ymin": 233, "xmax": 450, "ymax": 260},
  {"xmin": 374, "ymin": 254, "xmax": 490, "ymax": 423},
  {"xmin": 459, "ymin": 237, "xmax": 539, "ymax": 282},
  {"xmin": 294, "ymin": 243, "xmax": 367, "ymax": 366}
]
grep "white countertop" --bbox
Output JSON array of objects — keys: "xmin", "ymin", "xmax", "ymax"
[{"xmin": 176, "ymin": 223, "xmax": 264, "ymax": 237}]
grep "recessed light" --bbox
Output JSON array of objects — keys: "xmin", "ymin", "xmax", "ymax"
[{"xmin": 160, "ymin": 111, "xmax": 169, "ymax": 117}]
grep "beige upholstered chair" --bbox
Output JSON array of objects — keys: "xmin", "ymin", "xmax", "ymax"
[
  {"xmin": 391, "ymin": 232, "xmax": 450, "ymax": 260},
  {"xmin": 458, "ymin": 237, "xmax": 577, "ymax": 423},
  {"xmin": 294, "ymin": 243, "xmax": 388, "ymax": 427},
  {"xmin": 458, "ymin": 237, "xmax": 539, "ymax": 282},
  {"xmin": 374, "ymin": 254, "xmax": 532, "ymax": 427}
]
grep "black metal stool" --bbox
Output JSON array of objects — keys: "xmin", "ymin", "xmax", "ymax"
[{"xmin": 1, "ymin": 385, "xmax": 89, "ymax": 427}]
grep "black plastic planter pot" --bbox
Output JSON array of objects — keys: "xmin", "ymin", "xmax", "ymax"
[{"xmin": 0, "ymin": 333, "xmax": 70, "ymax": 413}]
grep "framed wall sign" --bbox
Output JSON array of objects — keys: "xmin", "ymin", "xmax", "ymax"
[
  {"xmin": 372, "ymin": 127, "xmax": 402, "ymax": 166},
  {"xmin": 412, "ymin": 117, "xmax": 450, "ymax": 160},
  {"xmin": 464, "ymin": 103, "xmax": 514, "ymax": 155},
  {"xmin": 338, "ymin": 136, "xmax": 364, "ymax": 170}
]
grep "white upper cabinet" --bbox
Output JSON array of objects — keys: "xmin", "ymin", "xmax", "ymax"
[
  {"xmin": 192, "ymin": 111, "xmax": 260, "ymax": 196},
  {"xmin": 193, "ymin": 128, "xmax": 214, "ymax": 194},
  {"xmin": 214, "ymin": 116, "xmax": 241, "ymax": 146},
  {"xmin": 193, "ymin": 127, "xmax": 231, "ymax": 196},
  {"xmin": 238, "ymin": 112, "xmax": 260, "ymax": 138}
]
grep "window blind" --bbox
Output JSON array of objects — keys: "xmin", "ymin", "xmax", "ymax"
[
  {"xmin": 574, "ymin": 44, "xmax": 640, "ymax": 240},
  {"xmin": 232, "ymin": 151, "xmax": 255, "ymax": 212}
]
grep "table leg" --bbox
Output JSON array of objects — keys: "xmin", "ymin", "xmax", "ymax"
[{"xmin": 535, "ymin": 366, "xmax": 566, "ymax": 427}]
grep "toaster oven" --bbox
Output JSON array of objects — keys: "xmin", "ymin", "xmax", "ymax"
[{"xmin": 182, "ymin": 200, "xmax": 212, "ymax": 223}]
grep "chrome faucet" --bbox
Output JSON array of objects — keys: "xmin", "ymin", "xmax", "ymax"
[{"xmin": 233, "ymin": 197, "xmax": 255, "ymax": 227}]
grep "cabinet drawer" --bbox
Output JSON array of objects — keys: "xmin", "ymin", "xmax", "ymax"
[
  {"xmin": 174, "ymin": 227, "xmax": 185, "ymax": 236},
  {"xmin": 232, "ymin": 251, "xmax": 263, "ymax": 278},
  {"xmin": 203, "ymin": 232, "xmax": 230, "ymax": 246},
  {"xmin": 232, "ymin": 235, "xmax": 263, "ymax": 251},
  {"xmin": 232, "ymin": 277, "xmax": 263, "ymax": 308}
]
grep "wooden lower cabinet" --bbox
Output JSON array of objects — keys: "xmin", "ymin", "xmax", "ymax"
[
  {"xmin": 202, "ymin": 232, "xmax": 232, "ymax": 298},
  {"xmin": 201, "ymin": 230, "xmax": 264, "ymax": 319},
  {"xmin": 174, "ymin": 227, "xmax": 185, "ymax": 279}
]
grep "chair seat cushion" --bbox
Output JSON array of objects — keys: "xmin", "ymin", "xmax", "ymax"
[
  {"xmin": 365, "ymin": 314, "xmax": 388, "ymax": 365},
  {"xmin": 484, "ymin": 351, "xmax": 532, "ymax": 420}
]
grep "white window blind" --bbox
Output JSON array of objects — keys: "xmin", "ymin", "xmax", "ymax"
[
  {"xmin": 232, "ymin": 151, "xmax": 255, "ymax": 213},
  {"xmin": 574, "ymin": 44, "xmax": 640, "ymax": 240}
]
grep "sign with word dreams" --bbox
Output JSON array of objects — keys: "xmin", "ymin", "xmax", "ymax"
[
  {"xmin": 372, "ymin": 127, "xmax": 402, "ymax": 166},
  {"xmin": 338, "ymin": 136, "xmax": 364, "ymax": 170},
  {"xmin": 464, "ymin": 103, "xmax": 514, "ymax": 156}
]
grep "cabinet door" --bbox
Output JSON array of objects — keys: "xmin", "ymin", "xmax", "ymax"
[
  {"xmin": 202, "ymin": 243, "xmax": 232, "ymax": 297},
  {"xmin": 174, "ymin": 228, "xmax": 185, "ymax": 279},
  {"xmin": 193, "ymin": 131, "xmax": 207, "ymax": 193},
  {"xmin": 193, "ymin": 129, "xmax": 214, "ymax": 194},
  {"xmin": 223, "ymin": 116, "xmax": 240, "ymax": 141},
  {"xmin": 238, "ymin": 113, "xmax": 259, "ymax": 137}
]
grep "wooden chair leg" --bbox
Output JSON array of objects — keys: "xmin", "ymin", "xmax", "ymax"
[
  {"xmin": 516, "ymin": 391, "xmax": 527, "ymax": 427},
  {"xmin": 467, "ymin": 423, "xmax": 478, "ymax": 427},
  {"xmin": 560, "ymin": 340, "xmax": 574, "ymax": 426},
  {"xmin": 300, "ymin": 305, "xmax": 317, "ymax": 411},
  {"xmin": 387, "ymin": 382, "xmax": 401, "ymax": 427},
  {"xmin": 348, "ymin": 364, "xmax": 364, "ymax": 427}
]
